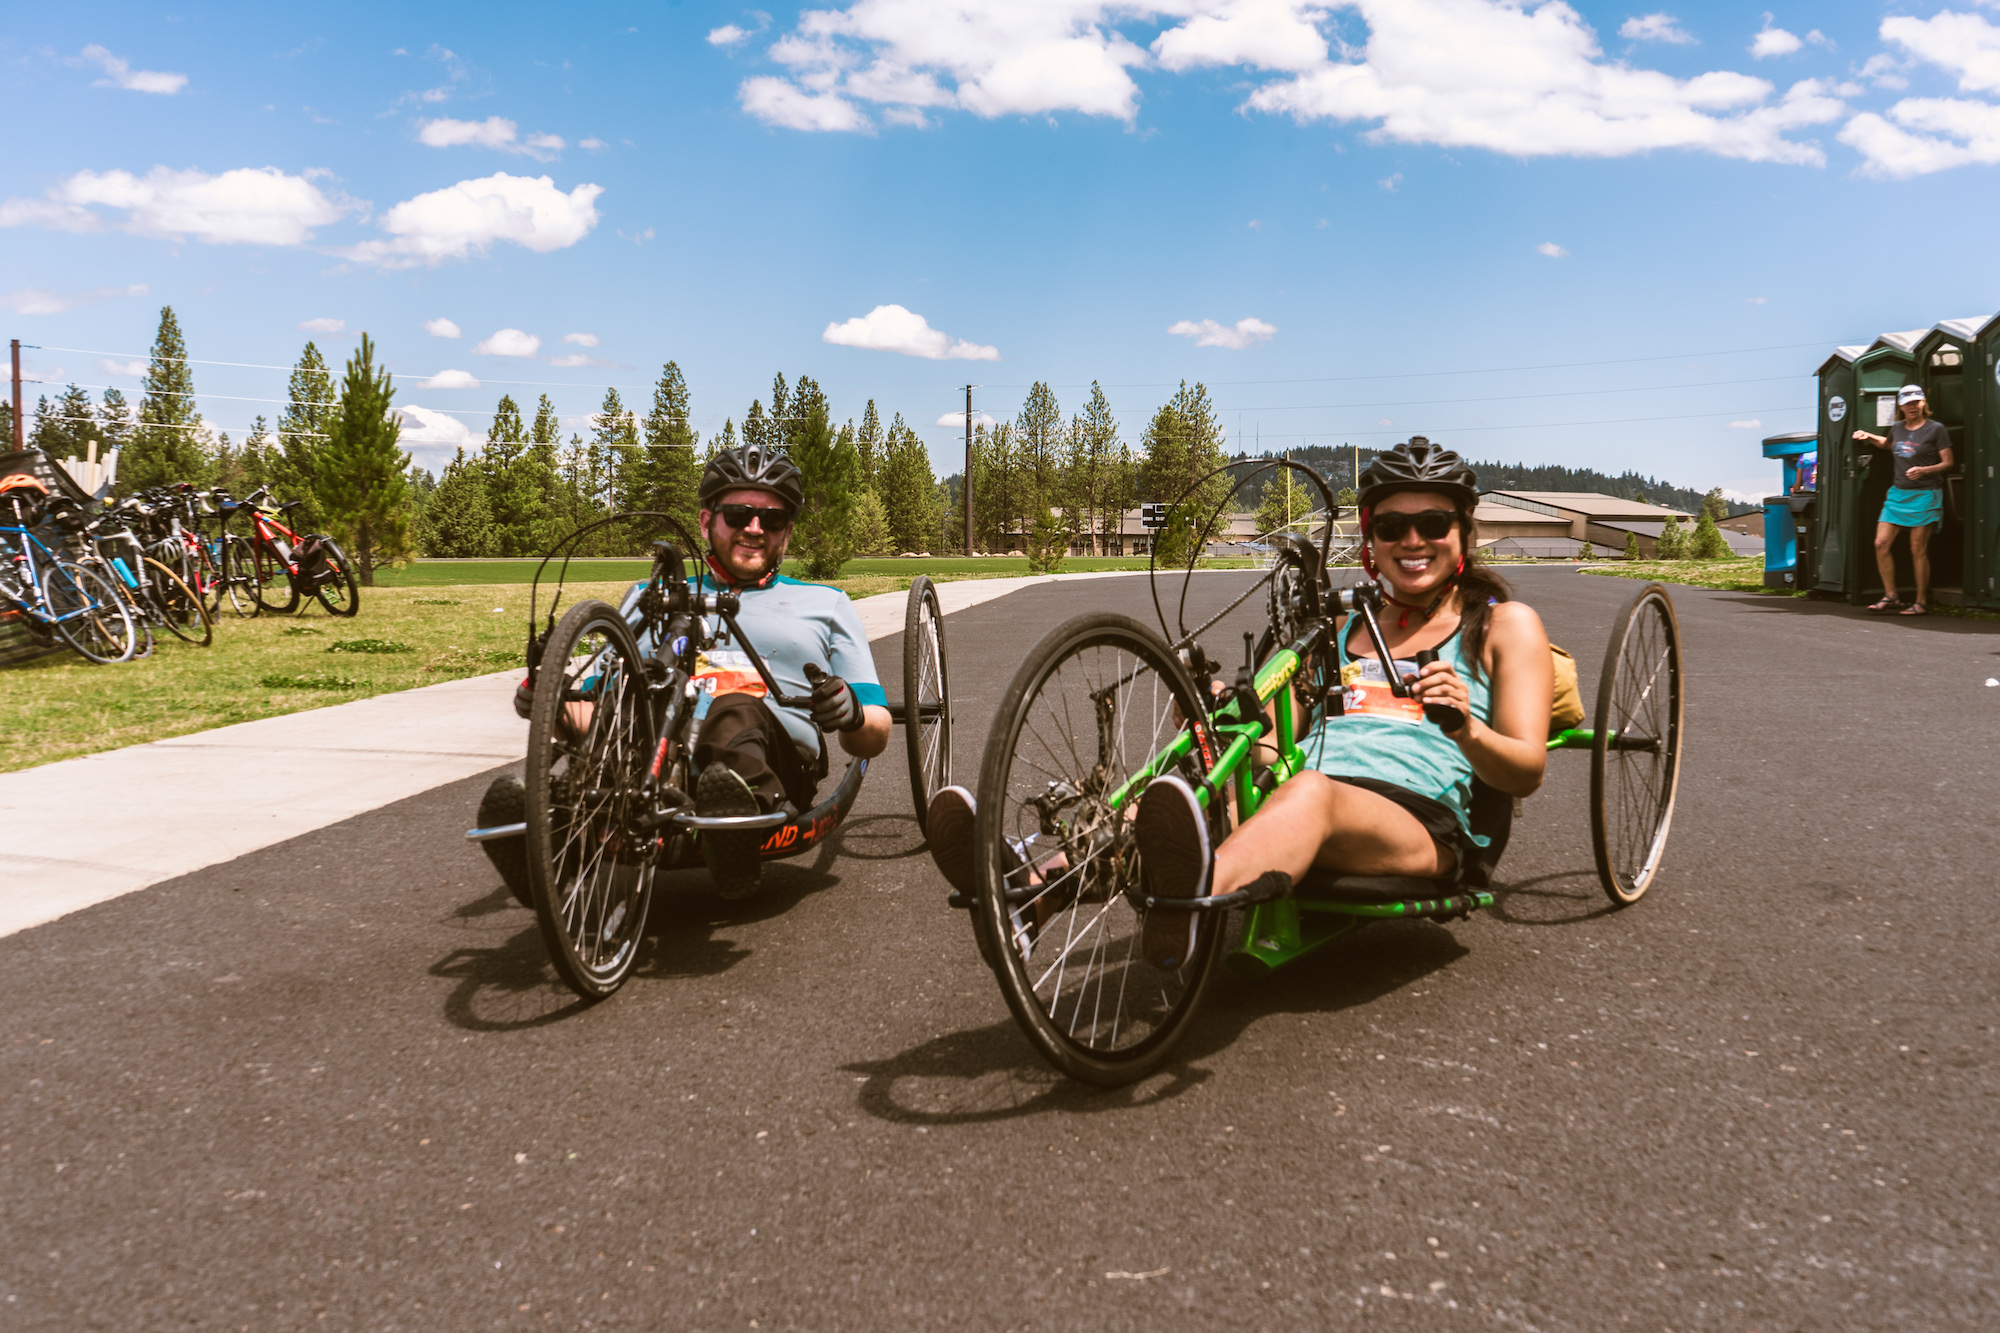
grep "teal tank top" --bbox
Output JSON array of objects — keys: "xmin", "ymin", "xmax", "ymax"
[{"xmin": 1299, "ymin": 617, "xmax": 1493, "ymax": 838}]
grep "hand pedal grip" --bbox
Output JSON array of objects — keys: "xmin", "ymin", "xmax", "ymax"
[{"xmin": 1411, "ymin": 648, "xmax": 1468, "ymax": 734}]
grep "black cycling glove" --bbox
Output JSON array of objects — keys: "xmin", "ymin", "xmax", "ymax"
[{"xmin": 807, "ymin": 667, "xmax": 865, "ymax": 733}]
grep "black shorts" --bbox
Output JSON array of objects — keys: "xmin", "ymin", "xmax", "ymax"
[{"xmin": 1325, "ymin": 774, "xmax": 1474, "ymax": 873}]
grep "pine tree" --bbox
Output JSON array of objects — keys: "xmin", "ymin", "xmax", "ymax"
[
  {"xmin": 1142, "ymin": 381, "xmax": 1230, "ymax": 566},
  {"xmin": 1255, "ymin": 468, "xmax": 1310, "ymax": 538},
  {"xmin": 482, "ymin": 394, "xmax": 533, "ymax": 555},
  {"xmin": 634, "ymin": 361, "xmax": 702, "ymax": 540},
  {"xmin": 878, "ymin": 417, "xmax": 940, "ymax": 554},
  {"xmin": 237, "ymin": 414, "xmax": 271, "ymax": 492},
  {"xmin": 0, "ymin": 402, "xmax": 11, "ymax": 449},
  {"xmin": 741, "ymin": 399, "xmax": 775, "ymax": 454},
  {"xmin": 709, "ymin": 418, "xmax": 735, "ymax": 464},
  {"xmin": 856, "ymin": 400, "xmax": 884, "ymax": 491},
  {"xmin": 125, "ymin": 307, "xmax": 209, "ymax": 490},
  {"xmin": 318, "ymin": 333, "xmax": 414, "ymax": 584},
  {"xmin": 270, "ymin": 342, "xmax": 333, "ymax": 520},
  {"xmin": 1702, "ymin": 487, "xmax": 1730, "ymax": 523},
  {"xmin": 1623, "ymin": 531, "xmax": 1641, "ymax": 561},
  {"xmin": 1062, "ymin": 382, "xmax": 1120, "ymax": 555},
  {"xmin": 27, "ymin": 395, "xmax": 62, "ymax": 456},
  {"xmin": 1016, "ymin": 381, "xmax": 1064, "ymax": 515},
  {"xmin": 97, "ymin": 387, "xmax": 135, "ymax": 455},
  {"xmin": 423, "ymin": 447, "xmax": 498, "ymax": 557},
  {"xmin": 1689, "ymin": 507, "xmax": 1730, "ymax": 559},
  {"xmin": 1655, "ymin": 514, "xmax": 1686, "ymax": 560},
  {"xmin": 785, "ymin": 374, "xmax": 857, "ymax": 579},
  {"xmin": 591, "ymin": 388, "xmax": 638, "ymax": 553},
  {"xmin": 850, "ymin": 490, "xmax": 892, "ymax": 556},
  {"xmin": 522, "ymin": 393, "xmax": 568, "ymax": 554}
]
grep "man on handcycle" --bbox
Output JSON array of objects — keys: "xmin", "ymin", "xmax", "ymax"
[
  {"xmin": 923, "ymin": 437, "xmax": 1554, "ymax": 969},
  {"xmin": 495, "ymin": 443, "xmax": 892, "ymax": 899}
]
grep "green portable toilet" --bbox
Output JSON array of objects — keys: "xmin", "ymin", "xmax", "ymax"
[
  {"xmin": 1912, "ymin": 320, "xmax": 1986, "ymax": 603},
  {"xmin": 1817, "ymin": 331, "xmax": 1923, "ymax": 602},
  {"xmin": 1944, "ymin": 313, "xmax": 2000, "ymax": 607},
  {"xmin": 1808, "ymin": 345, "xmax": 1861, "ymax": 595}
]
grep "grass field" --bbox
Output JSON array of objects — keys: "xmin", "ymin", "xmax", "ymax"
[
  {"xmin": 370, "ymin": 554, "xmax": 1251, "ymax": 586},
  {"xmin": 1580, "ymin": 555, "xmax": 1775, "ymax": 594}
]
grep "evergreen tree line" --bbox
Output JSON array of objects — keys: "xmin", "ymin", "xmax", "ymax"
[{"xmin": 22, "ymin": 307, "xmax": 414, "ymax": 585}]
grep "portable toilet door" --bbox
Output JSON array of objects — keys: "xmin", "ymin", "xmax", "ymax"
[
  {"xmin": 1809, "ymin": 349, "xmax": 1860, "ymax": 595},
  {"xmin": 1836, "ymin": 337, "xmax": 1922, "ymax": 602},
  {"xmin": 1966, "ymin": 313, "xmax": 2000, "ymax": 607},
  {"xmin": 1914, "ymin": 322, "xmax": 1985, "ymax": 603}
]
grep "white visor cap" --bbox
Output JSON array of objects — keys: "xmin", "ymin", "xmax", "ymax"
[{"xmin": 1897, "ymin": 384, "xmax": 1926, "ymax": 405}]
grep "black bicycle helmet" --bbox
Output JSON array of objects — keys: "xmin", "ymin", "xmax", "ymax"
[
  {"xmin": 1356, "ymin": 436, "xmax": 1478, "ymax": 510},
  {"xmin": 698, "ymin": 442, "xmax": 804, "ymax": 512}
]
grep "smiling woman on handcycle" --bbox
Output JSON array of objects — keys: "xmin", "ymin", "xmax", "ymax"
[{"xmin": 1130, "ymin": 437, "xmax": 1554, "ymax": 964}]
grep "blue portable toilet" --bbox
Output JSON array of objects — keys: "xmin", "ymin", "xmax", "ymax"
[{"xmin": 1761, "ymin": 431, "xmax": 1818, "ymax": 588}]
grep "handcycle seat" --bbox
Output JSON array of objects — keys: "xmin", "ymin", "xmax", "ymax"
[{"xmin": 1291, "ymin": 776, "xmax": 1515, "ymax": 905}]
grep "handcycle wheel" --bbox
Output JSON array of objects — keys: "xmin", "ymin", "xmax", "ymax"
[
  {"xmin": 252, "ymin": 541, "xmax": 300, "ymax": 614},
  {"xmin": 524, "ymin": 599, "xmax": 659, "ymax": 999},
  {"xmin": 47, "ymin": 562, "xmax": 137, "ymax": 664},
  {"xmin": 975, "ymin": 612, "xmax": 1227, "ymax": 1087},
  {"xmin": 219, "ymin": 539, "xmax": 259, "ymax": 618},
  {"xmin": 902, "ymin": 575, "xmax": 952, "ymax": 834},
  {"xmin": 313, "ymin": 537, "xmax": 361, "ymax": 617},
  {"xmin": 1590, "ymin": 582, "xmax": 1684, "ymax": 906},
  {"xmin": 142, "ymin": 557, "xmax": 213, "ymax": 647}
]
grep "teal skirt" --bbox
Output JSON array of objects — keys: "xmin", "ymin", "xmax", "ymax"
[{"xmin": 1880, "ymin": 486, "xmax": 1943, "ymax": 528}]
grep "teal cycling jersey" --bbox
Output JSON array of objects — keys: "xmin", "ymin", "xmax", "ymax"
[
  {"xmin": 621, "ymin": 570, "xmax": 886, "ymax": 759},
  {"xmin": 1300, "ymin": 617, "xmax": 1493, "ymax": 840}
]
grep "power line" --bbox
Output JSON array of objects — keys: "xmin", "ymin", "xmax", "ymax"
[{"xmin": 1222, "ymin": 404, "xmax": 1810, "ymax": 442}]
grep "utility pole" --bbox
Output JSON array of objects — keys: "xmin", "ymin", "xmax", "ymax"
[
  {"xmin": 963, "ymin": 384, "xmax": 974, "ymax": 556},
  {"xmin": 10, "ymin": 340, "xmax": 22, "ymax": 451}
]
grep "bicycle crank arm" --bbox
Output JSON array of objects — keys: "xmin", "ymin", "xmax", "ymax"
[{"xmin": 465, "ymin": 822, "xmax": 527, "ymax": 842}]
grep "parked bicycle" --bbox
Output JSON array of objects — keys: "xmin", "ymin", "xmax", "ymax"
[
  {"xmin": 0, "ymin": 474, "xmax": 137, "ymax": 664},
  {"xmin": 225, "ymin": 486, "xmax": 360, "ymax": 617}
]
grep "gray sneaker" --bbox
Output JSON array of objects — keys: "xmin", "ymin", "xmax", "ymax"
[
  {"xmin": 697, "ymin": 764, "xmax": 764, "ymax": 900},
  {"xmin": 1136, "ymin": 775, "xmax": 1211, "ymax": 971}
]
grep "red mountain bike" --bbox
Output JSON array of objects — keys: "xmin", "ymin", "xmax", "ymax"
[{"xmin": 232, "ymin": 486, "xmax": 360, "ymax": 617}]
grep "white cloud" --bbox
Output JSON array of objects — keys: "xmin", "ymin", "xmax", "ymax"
[
  {"xmin": 1167, "ymin": 316, "xmax": 1278, "ymax": 350},
  {"xmin": 1537, "ymin": 241, "xmax": 1569, "ymax": 257},
  {"xmin": 1841, "ymin": 97, "xmax": 2000, "ymax": 178},
  {"xmin": 579, "ymin": 137, "xmax": 608, "ymax": 151},
  {"xmin": 734, "ymin": 1, "xmax": 1843, "ymax": 165},
  {"xmin": 1745, "ymin": 295, "xmax": 1767, "ymax": 304},
  {"xmin": 1857, "ymin": 54, "xmax": 1908, "ymax": 92},
  {"xmin": 397, "ymin": 405, "xmax": 477, "ymax": 447},
  {"xmin": 1880, "ymin": 10, "xmax": 2000, "ymax": 95},
  {"xmin": 417, "ymin": 117, "xmax": 565, "ymax": 161},
  {"xmin": 474, "ymin": 328, "xmax": 542, "ymax": 357},
  {"xmin": 1, "ymin": 282, "xmax": 147, "ymax": 315},
  {"xmin": 0, "ymin": 166, "xmax": 352, "ymax": 246},
  {"xmin": 420, "ymin": 369, "xmax": 481, "ymax": 389},
  {"xmin": 937, "ymin": 410, "xmax": 998, "ymax": 428},
  {"xmin": 562, "ymin": 332, "xmax": 599, "ymax": 346},
  {"xmin": 1244, "ymin": 0, "xmax": 1844, "ymax": 166},
  {"xmin": 1750, "ymin": 18, "xmax": 1800, "ymax": 60},
  {"xmin": 298, "ymin": 317, "xmax": 345, "ymax": 334},
  {"xmin": 98, "ymin": 358, "xmax": 148, "ymax": 377},
  {"xmin": 548, "ymin": 353, "xmax": 615, "ymax": 368},
  {"xmin": 334, "ymin": 173, "xmax": 603, "ymax": 269},
  {"xmin": 72, "ymin": 44, "xmax": 187, "ymax": 94},
  {"xmin": 423, "ymin": 317, "xmax": 462, "ymax": 338},
  {"xmin": 1621, "ymin": 14, "xmax": 1695, "ymax": 46},
  {"xmin": 1727, "ymin": 418, "xmax": 1763, "ymax": 428},
  {"xmin": 822, "ymin": 304, "xmax": 1000, "ymax": 360},
  {"xmin": 710, "ymin": 24, "xmax": 755, "ymax": 46},
  {"xmin": 1378, "ymin": 172, "xmax": 1402, "ymax": 190}
]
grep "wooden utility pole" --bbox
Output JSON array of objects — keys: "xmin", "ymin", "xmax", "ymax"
[
  {"xmin": 10, "ymin": 340, "xmax": 22, "ymax": 451},
  {"xmin": 963, "ymin": 384, "xmax": 974, "ymax": 555}
]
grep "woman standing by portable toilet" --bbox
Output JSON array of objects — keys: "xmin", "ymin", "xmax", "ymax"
[{"xmin": 1826, "ymin": 334, "xmax": 1924, "ymax": 604}]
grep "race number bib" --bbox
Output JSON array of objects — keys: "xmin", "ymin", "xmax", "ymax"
[
  {"xmin": 691, "ymin": 646, "xmax": 766, "ymax": 719},
  {"xmin": 1338, "ymin": 656, "xmax": 1423, "ymax": 724}
]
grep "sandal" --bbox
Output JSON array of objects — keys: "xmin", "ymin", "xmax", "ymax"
[
  {"xmin": 1899, "ymin": 602, "xmax": 1929, "ymax": 616},
  {"xmin": 1865, "ymin": 597, "xmax": 1905, "ymax": 613}
]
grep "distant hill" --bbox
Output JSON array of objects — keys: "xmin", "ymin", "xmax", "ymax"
[{"xmin": 1227, "ymin": 444, "xmax": 1748, "ymax": 516}]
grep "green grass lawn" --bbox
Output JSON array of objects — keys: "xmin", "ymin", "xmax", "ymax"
[
  {"xmin": 371, "ymin": 554, "xmax": 1252, "ymax": 587},
  {"xmin": 1580, "ymin": 555, "xmax": 1775, "ymax": 594}
]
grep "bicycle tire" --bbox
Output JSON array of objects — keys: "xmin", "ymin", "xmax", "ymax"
[
  {"xmin": 91, "ymin": 556, "xmax": 154, "ymax": 660},
  {"xmin": 47, "ymin": 562, "xmax": 137, "ymax": 664},
  {"xmin": 312, "ymin": 537, "xmax": 361, "ymax": 617},
  {"xmin": 141, "ymin": 556, "xmax": 213, "ymax": 647},
  {"xmin": 902, "ymin": 575, "xmax": 952, "ymax": 834},
  {"xmin": 1590, "ymin": 583, "xmax": 1684, "ymax": 906},
  {"xmin": 524, "ymin": 599, "xmax": 659, "ymax": 1000},
  {"xmin": 219, "ymin": 538, "xmax": 259, "ymax": 618},
  {"xmin": 252, "ymin": 540, "xmax": 300, "ymax": 614},
  {"xmin": 975, "ymin": 611, "xmax": 1227, "ymax": 1087}
]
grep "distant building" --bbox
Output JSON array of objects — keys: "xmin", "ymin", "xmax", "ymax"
[{"xmin": 1480, "ymin": 491, "xmax": 1699, "ymax": 558}]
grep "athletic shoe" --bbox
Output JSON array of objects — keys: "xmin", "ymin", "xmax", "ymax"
[
  {"xmin": 697, "ymin": 764, "xmax": 764, "ymax": 900},
  {"xmin": 476, "ymin": 773, "xmax": 531, "ymax": 908},
  {"xmin": 926, "ymin": 785, "xmax": 1060, "ymax": 964},
  {"xmin": 1136, "ymin": 775, "xmax": 1211, "ymax": 971}
]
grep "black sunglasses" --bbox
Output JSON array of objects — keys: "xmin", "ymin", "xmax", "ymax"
[
  {"xmin": 1369, "ymin": 509, "xmax": 1457, "ymax": 543},
  {"xmin": 717, "ymin": 503, "xmax": 794, "ymax": 533}
]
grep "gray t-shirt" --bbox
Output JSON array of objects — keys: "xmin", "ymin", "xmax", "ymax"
[{"xmin": 1890, "ymin": 419, "xmax": 1951, "ymax": 491}]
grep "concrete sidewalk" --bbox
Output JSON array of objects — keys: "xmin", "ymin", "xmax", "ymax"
[{"xmin": 1, "ymin": 568, "xmax": 1233, "ymax": 937}]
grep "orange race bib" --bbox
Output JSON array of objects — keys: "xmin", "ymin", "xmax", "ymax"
[
  {"xmin": 691, "ymin": 647, "xmax": 767, "ymax": 717},
  {"xmin": 1338, "ymin": 657, "xmax": 1423, "ymax": 724}
]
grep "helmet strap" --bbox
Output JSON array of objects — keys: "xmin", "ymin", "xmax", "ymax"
[{"xmin": 704, "ymin": 552, "xmax": 778, "ymax": 592}]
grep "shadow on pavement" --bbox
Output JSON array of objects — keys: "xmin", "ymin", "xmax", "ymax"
[
  {"xmin": 827, "ymin": 812, "xmax": 930, "ymax": 862},
  {"xmin": 847, "ymin": 919, "xmax": 1470, "ymax": 1126},
  {"xmin": 1486, "ymin": 868, "xmax": 1623, "ymax": 927},
  {"xmin": 1713, "ymin": 593, "xmax": 1999, "ymax": 634}
]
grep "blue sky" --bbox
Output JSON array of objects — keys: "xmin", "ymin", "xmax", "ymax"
[{"xmin": 5, "ymin": 1, "xmax": 1999, "ymax": 498}]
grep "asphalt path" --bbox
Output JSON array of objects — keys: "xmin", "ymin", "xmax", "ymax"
[{"xmin": 4, "ymin": 569, "xmax": 1997, "ymax": 1331}]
